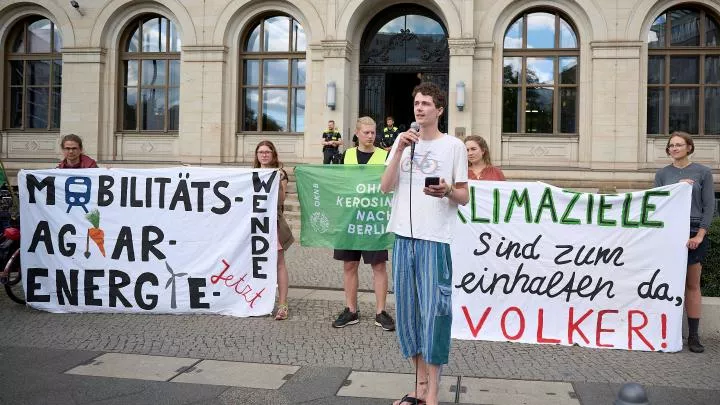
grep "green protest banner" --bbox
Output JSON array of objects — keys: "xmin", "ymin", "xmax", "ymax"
[{"xmin": 294, "ymin": 165, "xmax": 394, "ymax": 250}]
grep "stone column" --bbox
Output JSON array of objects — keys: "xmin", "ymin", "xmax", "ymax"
[
  {"xmin": 61, "ymin": 47, "xmax": 105, "ymax": 159},
  {"xmin": 180, "ymin": 45, "xmax": 227, "ymax": 164},
  {"xmin": 317, "ymin": 40, "xmax": 352, "ymax": 152},
  {"xmin": 589, "ymin": 41, "xmax": 643, "ymax": 170},
  {"xmin": 448, "ymin": 38, "xmax": 476, "ymax": 139}
]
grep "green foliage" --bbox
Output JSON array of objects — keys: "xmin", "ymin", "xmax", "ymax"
[
  {"xmin": 701, "ymin": 216, "xmax": 720, "ymax": 297},
  {"xmin": 85, "ymin": 209, "xmax": 101, "ymax": 229}
]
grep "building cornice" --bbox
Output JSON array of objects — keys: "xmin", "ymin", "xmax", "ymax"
[
  {"xmin": 182, "ymin": 46, "xmax": 228, "ymax": 62},
  {"xmin": 321, "ymin": 40, "xmax": 352, "ymax": 60},
  {"xmin": 590, "ymin": 41, "xmax": 644, "ymax": 59},
  {"xmin": 61, "ymin": 47, "xmax": 106, "ymax": 64}
]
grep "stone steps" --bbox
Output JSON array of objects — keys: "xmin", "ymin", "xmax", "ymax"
[
  {"xmin": 283, "ymin": 169, "xmax": 301, "ymax": 236},
  {"xmin": 283, "ymin": 192, "xmax": 301, "ymax": 236}
]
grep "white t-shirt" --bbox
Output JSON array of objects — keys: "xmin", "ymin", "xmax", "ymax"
[{"xmin": 385, "ymin": 134, "xmax": 468, "ymax": 244}]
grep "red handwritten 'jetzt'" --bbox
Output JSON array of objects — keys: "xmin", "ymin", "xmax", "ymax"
[{"xmin": 210, "ymin": 259, "xmax": 265, "ymax": 308}]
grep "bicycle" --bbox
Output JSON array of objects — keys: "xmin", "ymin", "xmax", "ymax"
[
  {"xmin": 0, "ymin": 159, "xmax": 23, "ymax": 305},
  {"xmin": 0, "ymin": 225, "xmax": 23, "ymax": 304}
]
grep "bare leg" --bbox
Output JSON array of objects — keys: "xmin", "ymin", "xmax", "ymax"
[
  {"xmin": 425, "ymin": 363, "xmax": 442, "ymax": 405},
  {"xmin": 686, "ymin": 263, "xmax": 702, "ymax": 318},
  {"xmin": 277, "ymin": 249, "xmax": 288, "ymax": 305},
  {"xmin": 392, "ymin": 355, "xmax": 428, "ymax": 405},
  {"xmin": 343, "ymin": 261, "xmax": 360, "ymax": 312},
  {"xmin": 371, "ymin": 261, "xmax": 388, "ymax": 314}
]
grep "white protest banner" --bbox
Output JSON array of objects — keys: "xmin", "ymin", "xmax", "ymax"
[
  {"xmin": 451, "ymin": 181, "xmax": 691, "ymax": 352},
  {"xmin": 19, "ymin": 167, "xmax": 279, "ymax": 317}
]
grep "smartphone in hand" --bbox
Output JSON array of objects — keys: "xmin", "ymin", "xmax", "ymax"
[{"xmin": 424, "ymin": 177, "xmax": 440, "ymax": 187}]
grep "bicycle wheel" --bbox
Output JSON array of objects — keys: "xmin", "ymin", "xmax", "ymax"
[{"xmin": 3, "ymin": 249, "xmax": 24, "ymax": 305}]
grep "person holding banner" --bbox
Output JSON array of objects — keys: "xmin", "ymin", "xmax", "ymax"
[
  {"xmin": 57, "ymin": 134, "xmax": 98, "ymax": 169},
  {"xmin": 254, "ymin": 141, "xmax": 295, "ymax": 320},
  {"xmin": 331, "ymin": 116, "xmax": 396, "ymax": 332},
  {"xmin": 465, "ymin": 135, "xmax": 505, "ymax": 181},
  {"xmin": 380, "ymin": 82, "xmax": 468, "ymax": 405},
  {"xmin": 654, "ymin": 131, "xmax": 715, "ymax": 353}
]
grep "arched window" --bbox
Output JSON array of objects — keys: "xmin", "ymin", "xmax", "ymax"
[
  {"xmin": 502, "ymin": 10, "xmax": 579, "ymax": 135},
  {"xmin": 240, "ymin": 15, "xmax": 306, "ymax": 132},
  {"xmin": 647, "ymin": 6, "xmax": 720, "ymax": 135},
  {"xmin": 120, "ymin": 15, "xmax": 181, "ymax": 132},
  {"xmin": 5, "ymin": 17, "xmax": 62, "ymax": 130}
]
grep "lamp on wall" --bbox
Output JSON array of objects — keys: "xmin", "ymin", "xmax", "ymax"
[
  {"xmin": 70, "ymin": 1, "xmax": 84, "ymax": 16},
  {"xmin": 327, "ymin": 81, "xmax": 336, "ymax": 110},
  {"xmin": 456, "ymin": 81, "xmax": 466, "ymax": 111}
]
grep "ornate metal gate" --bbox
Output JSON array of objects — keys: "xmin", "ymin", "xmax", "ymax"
[{"xmin": 359, "ymin": 6, "xmax": 450, "ymax": 132}]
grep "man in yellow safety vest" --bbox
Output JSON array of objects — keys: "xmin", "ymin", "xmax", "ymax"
[
  {"xmin": 331, "ymin": 116, "xmax": 395, "ymax": 332},
  {"xmin": 380, "ymin": 116, "xmax": 400, "ymax": 151}
]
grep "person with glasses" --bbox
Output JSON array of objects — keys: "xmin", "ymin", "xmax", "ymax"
[
  {"xmin": 57, "ymin": 134, "xmax": 98, "ymax": 169},
  {"xmin": 253, "ymin": 140, "xmax": 294, "ymax": 320},
  {"xmin": 654, "ymin": 131, "xmax": 715, "ymax": 353}
]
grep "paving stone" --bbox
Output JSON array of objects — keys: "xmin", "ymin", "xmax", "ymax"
[
  {"xmin": 65, "ymin": 353, "xmax": 198, "ymax": 381},
  {"xmin": 0, "ymin": 244, "xmax": 719, "ymax": 396},
  {"xmin": 337, "ymin": 371, "xmax": 457, "ymax": 402},
  {"xmin": 171, "ymin": 360, "xmax": 298, "ymax": 389},
  {"xmin": 573, "ymin": 382, "xmax": 720, "ymax": 405},
  {"xmin": 280, "ymin": 366, "xmax": 351, "ymax": 403},
  {"xmin": 303, "ymin": 289, "xmax": 348, "ymax": 302},
  {"xmin": 460, "ymin": 377, "xmax": 579, "ymax": 405},
  {"xmin": 286, "ymin": 288, "xmax": 316, "ymax": 300}
]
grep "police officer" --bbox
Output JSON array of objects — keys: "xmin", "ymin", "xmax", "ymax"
[
  {"xmin": 380, "ymin": 116, "xmax": 400, "ymax": 151},
  {"xmin": 322, "ymin": 120, "xmax": 342, "ymax": 164}
]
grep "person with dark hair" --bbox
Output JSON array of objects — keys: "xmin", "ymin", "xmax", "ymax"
[
  {"xmin": 465, "ymin": 135, "xmax": 505, "ymax": 181},
  {"xmin": 381, "ymin": 82, "xmax": 469, "ymax": 405},
  {"xmin": 654, "ymin": 131, "xmax": 715, "ymax": 353},
  {"xmin": 321, "ymin": 120, "xmax": 342, "ymax": 164},
  {"xmin": 254, "ymin": 140, "xmax": 295, "ymax": 320},
  {"xmin": 380, "ymin": 116, "xmax": 400, "ymax": 151},
  {"xmin": 331, "ymin": 116, "xmax": 395, "ymax": 332},
  {"xmin": 57, "ymin": 134, "xmax": 98, "ymax": 168}
]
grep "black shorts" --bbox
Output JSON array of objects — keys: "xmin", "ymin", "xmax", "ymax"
[
  {"xmin": 688, "ymin": 231, "xmax": 710, "ymax": 265},
  {"xmin": 333, "ymin": 249, "xmax": 388, "ymax": 264}
]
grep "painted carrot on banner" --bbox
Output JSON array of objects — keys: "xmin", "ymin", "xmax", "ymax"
[{"xmin": 85, "ymin": 208, "xmax": 106, "ymax": 257}]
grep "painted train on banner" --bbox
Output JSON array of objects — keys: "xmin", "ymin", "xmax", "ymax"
[{"xmin": 19, "ymin": 168, "xmax": 280, "ymax": 317}]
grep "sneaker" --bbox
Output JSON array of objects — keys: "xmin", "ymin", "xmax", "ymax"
[
  {"xmin": 332, "ymin": 307, "xmax": 359, "ymax": 328},
  {"xmin": 375, "ymin": 310, "xmax": 395, "ymax": 331},
  {"xmin": 688, "ymin": 335, "xmax": 705, "ymax": 353}
]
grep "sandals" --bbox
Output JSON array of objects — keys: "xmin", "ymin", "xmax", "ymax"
[
  {"xmin": 393, "ymin": 394, "xmax": 425, "ymax": 405},
  {"xmin": 275, "ymin": 304, "xmax": 289, "ymax": 320},
  {"xmin": 393, "ymin": 381, "xmax": 427, "ymax": 405}
]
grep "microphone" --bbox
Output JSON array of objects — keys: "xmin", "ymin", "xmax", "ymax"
[{"xmin": 410, "ymin": 121, "xmax": 420, "ymax": 159}]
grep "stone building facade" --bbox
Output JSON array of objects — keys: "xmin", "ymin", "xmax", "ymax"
[{"xmin": 1, "ymin": 0, "xmax": 719, "ymax": 191}]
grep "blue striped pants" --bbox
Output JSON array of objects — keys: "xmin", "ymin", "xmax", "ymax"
[{"xmin": 392, "ymin": 235, "xmax": 453, "ymax": 365}]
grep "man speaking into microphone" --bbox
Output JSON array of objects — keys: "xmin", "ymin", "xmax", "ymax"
[{"xmin": 380, "ymin": 82, "xmax": 468, "ymax": 405}]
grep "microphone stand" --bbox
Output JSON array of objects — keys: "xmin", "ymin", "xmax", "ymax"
[{"xmin": 408, "ymin": 127, "xmax": 422, "ymax": 404}]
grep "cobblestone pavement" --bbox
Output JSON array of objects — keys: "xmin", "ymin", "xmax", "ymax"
[
  {"xmin": 284, "ymin": 245, "xmax": 393, "ymax": 292},
  {"xmin": 0, "ymin": 245, "xmax": 719, "ymax": 404}
]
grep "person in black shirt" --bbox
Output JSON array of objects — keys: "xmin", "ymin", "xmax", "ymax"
[
  {"xmin": 331, "ymin": 117, "xmax": 395, "ymax": 332},
  {"xmin": 380, "ymin": 116, "xmax": 400, "ymax": 151},
  {"xmin": 321, "ymin": 120, "xmax": 342, "ymax": 164}
]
